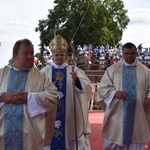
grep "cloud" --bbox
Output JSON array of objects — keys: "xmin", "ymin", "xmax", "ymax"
[
  {"xmin": 129, "ymin": 8, "xmax": 150, "ymax": 24},
  {"xmin": 0, "ymin": 0, "xmax": 54, "ymax": 67},
  {"xmin": 121, "ymin": 7, "xmax": 150, "ymax": 48}
]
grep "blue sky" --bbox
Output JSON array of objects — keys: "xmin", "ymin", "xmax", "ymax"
[{"xmin": 0, "ymin": 0, "xmax": 150, "ymax": 67}]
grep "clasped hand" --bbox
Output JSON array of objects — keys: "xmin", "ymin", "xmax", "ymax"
[
  {"xmin": 70, "ymin": 72, "xmax": 78, "ymax": 80},
  {"xmin": 0, "ymin": 92, "xmax": 27, "ymax": 104},
  {"xmin": 115, "ymin": 91, "xmax": 127, "ymax": 100}
]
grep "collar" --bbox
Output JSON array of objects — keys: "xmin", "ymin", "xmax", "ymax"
[
  {"xmin": 11, "ymin": 64, "xmax": 32, "ymax": 71},
  {"xmin": 52, "ymin": 62, "xmax": 68, "ymax": 69},
  {"xmin": 123, "ymin": 59, "xmax": 137, "ymax": 66}
]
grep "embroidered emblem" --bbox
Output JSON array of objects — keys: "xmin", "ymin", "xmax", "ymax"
[
  {"xmin": 58, "ymin": 91, "xmax": 64, "ymax": 100},
  {"xmin": 55, "ymin": 120, "xmax": 62, "ymax": 129},
  {"xmin": 55, "ymin": 71, "xmax": 64, "ymax": 89},
  {"xmin": 54, "ymin": 120, "xmax": 63, "ymax": 140},
  {"xmin": 55, "ymin": 71, "xmax": 64, "ymax": 81}
]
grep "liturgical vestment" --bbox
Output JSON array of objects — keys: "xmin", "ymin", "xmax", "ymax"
[
  {"xmin": 0, "ymin": 65, "xmax": 57, "ymax": 150},
  {"xmin": 96, "ymin": 59, "xmax": 150, "ymax": 146},
  {"xmin": 41, "ymin": 62, "xmax": 92, "ymax": 150}
]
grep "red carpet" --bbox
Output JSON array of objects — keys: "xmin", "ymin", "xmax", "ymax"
[
  {"xmin": 88, "ymin": 110, "xmax": 150, "ymax": 150},
  {"xmin": 88, "ymin": 110, "xmax": 104, "ymax": 150}
]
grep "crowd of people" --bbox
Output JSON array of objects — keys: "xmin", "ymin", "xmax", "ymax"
[
  {"xmin": 0, "ymin": 35, "xmax": 150, "ymax": 150},
  {"xmin": 37, "ymin": 42, "xmax": 150, "ymax": 70},
  {"xmin": 75, "ymin": 43, "xmax": 150, "ymax": 69}
]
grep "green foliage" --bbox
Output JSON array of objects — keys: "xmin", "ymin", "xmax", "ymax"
[
  {"xmin": 34, "ymin": 52, "xmax": 44, "ymax": 70},
  {"xmin": 93, "ymin": 104, "xmax": 101, "ymax": 110},
  {"xmin": 8, "ymin": 58, "xmax": 12, "ymax": 65},
  {"xmin": 35, "ymin": 0, "xmax": 129, "ymax": 49},
  {"xmin": 34, "ymin": 52, "xmax": 41, "ymax": 60}
]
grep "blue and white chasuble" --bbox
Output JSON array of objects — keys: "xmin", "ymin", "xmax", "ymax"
[
  {"xmin": 51, "ymin": 67, "xmax": 66, "ymax": 150},
  {"xmin": 4, "ymin": 69, "xmax": 28, "ymax": 150},
  {"xmin": 123, "ymin": 66, "xmax": 137, "ymax": 147}
]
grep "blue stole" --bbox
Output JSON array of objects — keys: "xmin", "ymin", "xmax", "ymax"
[
  {"xmin": 51, "ymin": 67, "xmax": 66, "ymax": 150},
  {"xmin": 123, "ymin": 66, "xmax": 137, "ymax": 147},
  {"xmin": 4, "ymin": 69, "xmax": 28, "ymax": 150}
]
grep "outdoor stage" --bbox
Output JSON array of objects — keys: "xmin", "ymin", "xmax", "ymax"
[{"xmin": 88, "ymin": 110, "xmax": 150, "ymax": 150}]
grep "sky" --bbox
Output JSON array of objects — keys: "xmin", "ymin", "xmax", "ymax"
[
  {"xmin": 0, "ymin": 0, "xmax": 150, "ymax": 68},
  {"xmin": 122, "ymin": 0, "xmax": 150, "ymax": 47}
]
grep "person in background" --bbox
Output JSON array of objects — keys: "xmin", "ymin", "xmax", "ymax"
[
  {"xmin": 96, "ymin": 42, "xmax": 150, "ymax": 150},
  {"xmin": 65, "ymin": 52, "xmax": 73, "ymax": 65},
  {"xmin": 0, "ymin": 39, "xmax": 57, "ymax": 150},
  {"xmin": 41, "ymin": 34, "xmax": 92, "ymax": 150}
]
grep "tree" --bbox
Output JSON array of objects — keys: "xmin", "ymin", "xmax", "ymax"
[{"xmin": 35, "ymin": 0, "xmax": 130, "ymax": 51}]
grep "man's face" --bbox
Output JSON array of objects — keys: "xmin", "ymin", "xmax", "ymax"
[
  {"xmin": 66, "ymin": 55, "xmax": 72, "ymax": 65},
  {"xmin": 122, "ymin": 47, "xmax": 137, "ymax": 64},
  {"xmin": 52, "ymin": 53, "xmax": 66, "ymax": 65},
  {"xmin": 13, "ymin": 43, "xmax": 34, "ymax": 70}
]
